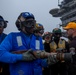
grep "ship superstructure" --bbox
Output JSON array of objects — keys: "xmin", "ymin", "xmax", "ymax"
[{"xmin": 49, "ymin": 0, "xmax": 76, "ymax": 26}]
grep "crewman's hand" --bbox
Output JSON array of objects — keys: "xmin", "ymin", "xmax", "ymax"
[
  {"xmin": 56, "ymin": 53, "xmax": 72, "ymax": 62},
  {"xmin": 22, "ymin": 49, "xmax": 36, "ymax": 61},
  {"xmin": 47, "ymin": 53, "xmax": 58, "ymax": 65}
]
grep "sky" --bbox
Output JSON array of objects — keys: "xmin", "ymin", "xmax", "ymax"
[{"xmin": 0, "ymin": 0, "xmax": 62, "ymax": 34}]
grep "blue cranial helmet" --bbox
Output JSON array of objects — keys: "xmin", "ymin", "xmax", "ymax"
[
  {"xmin": 20, "ymin": 12, "xmax": 35, "ymax": 20},
  {"xmin": 0, "ymin": 16, "xmax": 4, "ymax": 21},
  {"xmin": 16, "ymin": 12, "xmax": 36, "ymax": 31}
]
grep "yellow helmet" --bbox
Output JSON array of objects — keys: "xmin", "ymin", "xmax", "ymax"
[{"xmin": 34, "ymin": 23, "xmax": 44, "ymax": 34}]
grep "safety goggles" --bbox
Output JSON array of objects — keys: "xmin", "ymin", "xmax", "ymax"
[
  {"xmin": 45, "ymin": 35, "xmax": 51, "ymax": 39},
  {"xmin": 22, "ymin": 19, "xmax": 36, "ymax": 28},
  {"xmin": 39, "ymin": 29, "xmax": 44, "ymax": 34}
]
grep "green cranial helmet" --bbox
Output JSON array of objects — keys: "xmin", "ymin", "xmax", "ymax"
[{"xmin": 52, "ymin": 28, "xmax": 61, "ymax": 33}]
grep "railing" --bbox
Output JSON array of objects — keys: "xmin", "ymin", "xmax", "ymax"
[
  {"xmin": 62, "ymin": 16, "xmax": 76, "ymax": 25},
  {"xmin": 61, "ymin": 8, "xmax": 76, "ymax": 17}
]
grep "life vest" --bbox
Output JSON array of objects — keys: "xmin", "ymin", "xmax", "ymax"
[{"xmin": 50, "ymin": 39, "xmax": 65, "ymax": 52}]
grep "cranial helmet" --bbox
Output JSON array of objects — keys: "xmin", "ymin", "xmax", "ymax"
[
  {"xmin": 15, "ymin": 12, "xmax": 36, "ymax": 31},
  {"xmin": 36, "ymin": 23, "xmax": 44, "ymax": 29},
  {"xmin": 0, "ymin": 16, "xmax": 8, "ymax": 28},
  {"xmin": 52, "ymin": 28, "xmax": 62, "ymax": 38},
  {"xmin": 52, "ymin": 28, "xmax": 61, "ymax": 33},
  {"xmin": 35, "ymin": 23, "xmax": 44, "ymax": 34}
]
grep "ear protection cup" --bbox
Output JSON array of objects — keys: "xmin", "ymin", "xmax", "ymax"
[
  {"xmin": 3, "ymin": 21, "xmax": 7, "ymax": 28},
  {"xmin": 15, "ymin": 20, "xmax": 22, "ymax": 31},
  {"xmin": 15, "ymin": 13, "xmax": 23, "ymax": 31}
]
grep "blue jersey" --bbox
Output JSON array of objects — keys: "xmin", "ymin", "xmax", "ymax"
[
  {"xmin": 0, "ymin": 33, "xmax": 7, "ymax": 44},
  {"xmin": 0, "ymin": 32, "xmax": 47, "ymax": 75}
]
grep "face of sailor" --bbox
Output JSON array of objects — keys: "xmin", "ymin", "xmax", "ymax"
[
  {"xmin": 44, "ymin": 34, "xmax": 52, "ymax": 43},
  {"xmin": 20, "ymin": 16, "xmax": 36, "ymax": 34},
  {"xmin": 67, "ymin": 29, "xmax": 74, "ymax": 37},
  {"xmin": 0, "ymin": 21, "xmax": 4, "ymax": 34}
]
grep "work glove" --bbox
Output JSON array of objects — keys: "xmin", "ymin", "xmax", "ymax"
[
  {"xmin": 22, "ymin": 49, "xmax": 36, "ymax": 61},
  {"xmin": 47, "ymin": 53, "xmax": 58, "ymax": 65},
  {"xmin": 56, "ymin": 53, "xmax": 73, "ymax": 62},
  {"xmin": 70, "ymin": 47, "xmax": 75, "ymax": 55}
]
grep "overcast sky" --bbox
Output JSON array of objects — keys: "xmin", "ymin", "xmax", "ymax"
[{"xmin": 0, "ymin": 0, "xmax": 62, "ymax": 34}]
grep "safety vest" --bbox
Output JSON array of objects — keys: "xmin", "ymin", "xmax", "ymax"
[{"xmin": 50, "ymin": 39, "xmax": 65, "ymax": 52}]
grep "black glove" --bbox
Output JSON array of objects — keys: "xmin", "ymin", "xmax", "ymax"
[
  {"xmin": 64, "ymin": 53, "xmax": 73, "ymax": 62},
  {"xmin": 22, "ymin": 49, "xmax": 36, "ymax": 61},
  {"xmin": 47, "ymin": 53, "xmax": 58, "ymax": 65},
  {"xmin": 56, "ymin": 53, "xmax": 73, "ymax": 62}
]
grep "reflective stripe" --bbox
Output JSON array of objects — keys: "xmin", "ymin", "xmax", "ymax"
[
  {"xmin": 36, "ymin": 40, "xmax": 40, "ymax": 49},
  {"xmin": 16, "ymin": 36, "xmax": 22, "ymax": 46}
]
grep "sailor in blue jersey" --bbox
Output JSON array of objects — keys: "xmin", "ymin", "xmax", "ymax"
[
  {"xmin": 33, "ymin": 23, "xmax": 57, "ymax": 75},
  {"xmin": 0, "ymin": 12, "xmax": 45, "ymax": 75},
  {"xmin": 0, "ymin": 16, "xmax": 8, "ymax": 44},
  {"xmin": 33, "ymin": 23, "xmax": 49, "ymax": 74},
  {"xmin": 0, "ymin": 15, "xmax": 10, "ymax": 75},
  {"xmin": 0, "ymin": 12, "xmax": 58, "ymax": 75}
]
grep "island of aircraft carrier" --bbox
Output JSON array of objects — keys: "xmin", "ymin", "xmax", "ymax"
[{"xmin": 49, "ymin": 0, "xmax": 76, "ymax": 26}]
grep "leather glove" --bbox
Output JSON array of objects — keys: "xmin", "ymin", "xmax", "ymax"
[
  {"xmin": 56, "ymin": 53, "xmax": 72, "ymax": 62},
  {"xmin": 70, "ymin": 47, "xmax": 75, "ymax": 55},
  {"xmin": 47, "ymin": 53, "xmax": 58, "ymax": 65},
  {"xmin": 22, "ymin": 49, "xmax": 36, "ymax": 61}
]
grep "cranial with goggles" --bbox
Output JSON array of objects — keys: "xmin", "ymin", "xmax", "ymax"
[
  {"xmin": 34, "ymin": 23, "xmax": 44, "ymax": 36},
  {"xmin": 52, "ymin": 28, "xmax": 62, "ymax": 38},
  {"xmin": 15, "ymin": 12, "xmax": 36, "ymax": 34}
]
